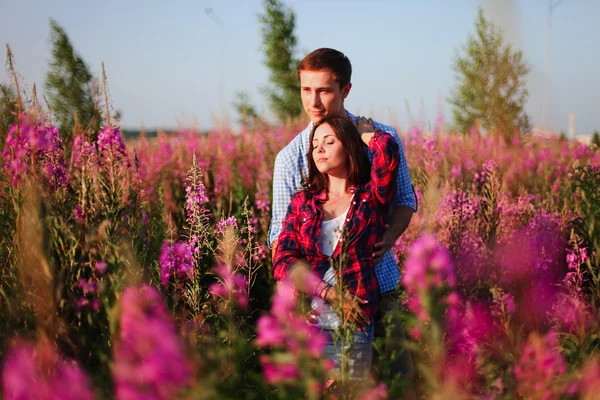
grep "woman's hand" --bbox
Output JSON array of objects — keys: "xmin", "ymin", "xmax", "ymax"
[
  {"xmin": 324, "ymin": 286, "xmax": 370, "ymax": 329},
  {"xmin": 356, "ymin": 116, "xmax": 375, "ymax": 145}
]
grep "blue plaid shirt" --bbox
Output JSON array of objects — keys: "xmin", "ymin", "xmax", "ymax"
[{"xmin": 268, "ymin": 111, "xmax": 416, "ymax": 293}]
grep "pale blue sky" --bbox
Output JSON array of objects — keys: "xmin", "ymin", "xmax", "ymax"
[{"xmin": 1, "ymin": 0, "xmax": 598, "ymax": 135}]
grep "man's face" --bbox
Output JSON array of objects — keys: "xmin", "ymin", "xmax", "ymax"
[{"xmin": 299, "ymin": 70, "xmax": 351, "ymax": 124}]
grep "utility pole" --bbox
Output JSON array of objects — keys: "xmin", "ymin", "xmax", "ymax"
[{"xmin": 543, "ymin": 0, "xmax": 565, "ymax": 131}]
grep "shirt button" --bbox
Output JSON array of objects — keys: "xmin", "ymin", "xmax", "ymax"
[
  {"xmin": 346, "ymin": 218, "xmax": 350, "ymax": 222},
  {"xmin": 362, "ymin": 199, "xmax": 367, "ymax": 202},
  {"xmin": 302, "ymin": 218, "xmax": 306, "ymax": 221},
  {"xmin": 353, "ymin": 201, "xmax": 357, "ymax": 205}
]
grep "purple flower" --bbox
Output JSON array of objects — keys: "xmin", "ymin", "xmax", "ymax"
[
  {"xmin": 73, "ymin": 204, "xmax": 85, "ymax": 223},
  {"xmin": 71, "ymin": 135, "xmax": 96, "ymax": 171},
  {"xmin": 114, "ymin": 285, "xmax": 192, "ymax": 400},
  {"xmin": 260, "ymin": 355, "xmax": 300, "ymax": 384},
  {"xmin": 255, "ymin": 188, "xmax": 271, "ymax": 212},
  {"xmin": 256, "ymin": 315, "xmax": 285, "ymax": 347},
  {"xmin": 159, "ymin": 241, "xmax": 195, "ymax": 287},
  {"xmin": 97, "ymin": 126, "xmax": 127, "ymax": 166},
  {"xmin": 2, "ymin": 124, "xmax": 30, "ymax": 187},
  {"xmin": 95, "ymin": 261, "xmax": 108, "ymax": 275},
  {"xmin": 256, "ymin": 276, "xmax": 331, "ymax": 385},
  {"xmin": 2, "ymin": 340, "xmax": 94, "ymax": 400},
  {"xmin": 36, "ymin": 123, "xmax": 69, "ymax": 191},
  {"xmin": 2, "ymin": 121, "xmax": 69, "ymax": 191},
  {"xmin": 185, "ymin": 184, "xmax": 209, "ymax": 216},
  {"xmin": 403, "ymin": 234, "xmax": 455, "ymax": 293},
  {"xmin": 209, "ymin": 264, "xmax": 248, "ymax": 309},
  {"xmin": 214, "ymin": 216, "xmax": 238, "ymax": 235},
  {"xmin": 514, "ymin": 332, "xmax": 567, "ymax": 399}
]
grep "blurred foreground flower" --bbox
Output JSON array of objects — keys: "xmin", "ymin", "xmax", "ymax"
[
  {"xmin": 209, "ymin": 263, "xmax": 249, "ymax": 310},
  {"xmin": 113, "ymin": 285, "xmax": 192, "ymax": 400},
  {"xmin": 2, "ymin": 340, "xmax": 94, "ymax": 400},
  {"xmin": 256, "ymin": 272, "xmax": 331, "ymax": 389},
  {"xmin": 514, "ymin": 331, "xmax": 569, "ymax": 399},
  {"xmin": 402, "ymin": 234, "xmax": 456, "ymax": 323}
]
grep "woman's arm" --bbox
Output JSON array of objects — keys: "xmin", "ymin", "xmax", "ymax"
[
  {"xmin": 273, "ymin": 192, "xmax": 305, "ymax": 281},
  {"xmin": 368, "ymin": 131, "xmax": 400, "ymax": 205},
  {"xmin": 356, "ymin": 117, "xmax": 400, "ymax": 205}
]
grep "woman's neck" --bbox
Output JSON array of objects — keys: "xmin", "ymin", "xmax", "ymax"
[{"xmin": 327, "ymin": 174, "xmax": 352, "ymax": 198}]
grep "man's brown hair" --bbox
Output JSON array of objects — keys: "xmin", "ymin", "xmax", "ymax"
[{"xmin": 297, "ymin": 48, "xmax": 352, "ymax": 89}]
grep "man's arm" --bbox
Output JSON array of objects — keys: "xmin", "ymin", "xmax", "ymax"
[
  {"xmin": 371, "ymin": 123, "xmax": 416, "ymax": 262},
  {"xmin": 268, "ymin": 151, "xmax": 295, "ymax": 250},
  {"xmin": 373, "ymin": 205, "xmax": 414, "ymax": 263}
]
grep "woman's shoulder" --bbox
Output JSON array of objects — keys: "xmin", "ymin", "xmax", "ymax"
[{"xmin": 291, "ymin": 188, "xmax": 326, "ymax": 205}]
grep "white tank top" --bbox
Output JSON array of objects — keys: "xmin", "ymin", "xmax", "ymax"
[{"xmin": 311, "ymin": 202, "xmax": 351, "ymax": 329}]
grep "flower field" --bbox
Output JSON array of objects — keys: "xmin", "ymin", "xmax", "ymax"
[{"xmin": 1, "ymin": 108, "xmax": 600, "ymax": 399}]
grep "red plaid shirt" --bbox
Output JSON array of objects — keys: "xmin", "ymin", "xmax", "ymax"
[{"xmin": 273, "ymin": 131, "xmax": 400, "ymax": 319}]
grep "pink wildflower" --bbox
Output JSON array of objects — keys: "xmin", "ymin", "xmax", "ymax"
[
  {"xmin": 514, "ymin": 331, "xmax": 567, "ymax": 399},
  {"xmin": 2, "ymin": 340, "xmax": 94, "ymax": 400},
  {"xmin": 113, "ymin": 285, "xmax": 192, "ymax": 399},
  {"xmin": 214, "ymin": 216, "xmax": 238, "ymax": 235},
  {"xmin": 260, "ymin": 355, "xmax": 300, "ymax": 384},
  {"xmin": 159, "ymin": 241, "xmax": 195, "ymax": 286},
  {"xmin": 208, "ymin": 264, "xmax": 248, "ymax": 310}
]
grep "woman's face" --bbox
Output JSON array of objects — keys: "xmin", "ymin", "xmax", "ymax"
[{"xmin": 312, "ymin": 122, "xmax": 349, "ymax": 178}]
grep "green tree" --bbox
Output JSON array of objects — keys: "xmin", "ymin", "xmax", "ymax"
[
  {"xmin": 450, "ymin": 8, "xmax": 530, "ymax": 141},
  {"xmin": 591, "ymin": 130, "xmax": 600, "ymax": 150},
  {"xmin": 258, "ymin": 0, "xmax": 303, "ymax": 123},
  {"xmin": 0, "ymin": 83, "xmax": 18, "ymax": 151},
  {"xmin": 233, "ymin": 91, "xmax": 263, "ymax": 129},
  {"xmin": 45, "ymin": 19, "xmax": 101, "ymax": 143}
]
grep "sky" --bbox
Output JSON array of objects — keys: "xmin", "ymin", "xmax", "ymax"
[{"xmin": 1, "ymin": 0, "xmax": 599, "ymax": 135}]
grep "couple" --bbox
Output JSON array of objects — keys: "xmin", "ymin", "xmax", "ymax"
[{"xmin": 268, "ymin": 48, "xmax": 417, "ymax": 397}]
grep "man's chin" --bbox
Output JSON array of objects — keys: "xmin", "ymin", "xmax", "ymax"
[{"xmin": 310, "ymin": 113, "xmax": 325, "ymax": 124}]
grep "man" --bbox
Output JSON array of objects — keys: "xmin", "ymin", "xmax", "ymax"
[{"xmin": 268, "ymin": 48, "xmax": 417, "ymax": 398}]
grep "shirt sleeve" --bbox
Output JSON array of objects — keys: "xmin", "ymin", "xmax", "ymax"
[
  {"xmin": 369, "ymin": 131, "xmax": 400, "ymax": 206},
  {"xmin": 268, "ymin": 150, "xmax": 296, "ymax": 247},
  {"xmin": 272, "ymin": 192, "xmax": 304, "ymax": 280},
  {"xmin": 387, "ymin": 128, "xmax": 416, "ymax": 211}
]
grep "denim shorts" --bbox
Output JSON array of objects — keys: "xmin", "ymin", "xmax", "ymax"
[{"xmin": 321, "ymin": 324, "xmax": 374, "ymax": 381}]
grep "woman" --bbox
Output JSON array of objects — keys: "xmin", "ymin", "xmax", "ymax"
[{"xmin": 273, "ymin": 115, "xmax": 400, "ymax": 381}]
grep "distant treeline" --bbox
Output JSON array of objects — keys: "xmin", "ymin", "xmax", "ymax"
[{"xmin": 121, "ymin": 129, "xmax": 210, "ymax": 139}]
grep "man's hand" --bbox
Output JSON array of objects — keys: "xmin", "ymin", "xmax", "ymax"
[
  {"xmin": 324, "ymin": 287, "xmax": 370, "ymax": 329},
  {"xmin": 373, "ymin": 223, "xmax": 393, "ymax": 265},
  {"xmin": 271, "ymin": 239, "xmax": 278, "ymax": 263},
  {"xmin": 355, "ymin": 116, "xmax": 375, "ymax": 145},
  {"xmin": 374, "ymin": 206, "xmax": 414, "ymax": 264}
]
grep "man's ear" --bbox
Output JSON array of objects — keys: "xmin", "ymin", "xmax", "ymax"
[{"xmin": 341, "ymin": 83, "xmax": 352, "ymax": 99}]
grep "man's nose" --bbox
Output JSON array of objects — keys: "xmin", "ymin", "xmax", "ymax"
[{"xmin": 312, "ymin": 93, "xmax": 322, "ymax": 107}]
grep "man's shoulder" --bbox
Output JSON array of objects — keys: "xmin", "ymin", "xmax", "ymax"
[
  {"xmin": 275, "ymin": 124, "xmax": 312, "ymax": 163},
  {"xmin": 346, "ymin": 110, "xmax": 399, "ymax": 137},
  {"xmin": 373, "ymin": 121, "xmax": 399, "ymax": 136}
]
